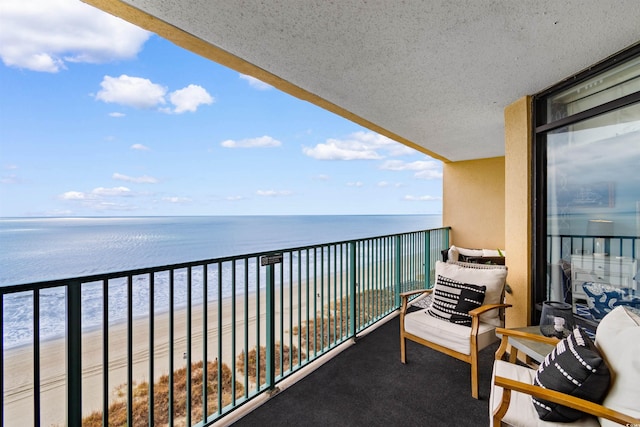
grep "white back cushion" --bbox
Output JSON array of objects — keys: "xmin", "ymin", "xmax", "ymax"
[
  {"xmin": 435, "ymin": 261, "xmax": 507, "ymax": 326},
  {"xmin": 595, "ymin": 306, "xmax": 640, "ymax": 426}
]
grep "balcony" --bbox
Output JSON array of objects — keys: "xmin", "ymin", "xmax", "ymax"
[
  {"xmin": 229, "ymin": 313, "xmax": 496, "ymax": 427},
  {"xmin": 1, "ymin": 227, "xmax": 452, "ymax": 426}
]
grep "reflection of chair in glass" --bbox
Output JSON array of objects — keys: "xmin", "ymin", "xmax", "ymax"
[
  {"xmin": 400, "ymin": 261, "xmax": 511, "ymax": 399},
  {"xmin": 547, "ymin": 261, "xmax": 572, "ymax": 304},
  {"xmin": 582, "ymin": 282, "xmax": 640, "ymax": 320}
]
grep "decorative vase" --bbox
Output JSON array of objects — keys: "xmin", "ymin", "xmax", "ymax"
[{"xmin": 540, "ymin": 301, "xmax": 574, "ymax": 338}]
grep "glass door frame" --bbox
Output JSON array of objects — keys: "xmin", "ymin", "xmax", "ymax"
[{"xmin": 531, "ymin": 43, "xmax": 640, "ymax": 324}]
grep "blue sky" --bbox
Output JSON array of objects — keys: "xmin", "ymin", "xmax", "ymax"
[{"xmin": 0, "ymin": 0, "xmax": 443, "ymax": 217}]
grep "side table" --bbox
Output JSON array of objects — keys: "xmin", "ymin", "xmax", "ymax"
[{"xmin": 495, "ymin": 326, "xmax": 558, "ymax": 364}]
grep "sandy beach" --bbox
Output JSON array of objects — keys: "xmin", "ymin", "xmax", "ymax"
[
  {"xmin": 1, "ymin": 254, "xmax": 402, "ymax": 427},
  {"xmin": 3, "ymin": 284, "xmax": 305, "ymax": 427},
  {"xmin": 1, "ymin": 269, "xmax": 364, "ymax": 427}
]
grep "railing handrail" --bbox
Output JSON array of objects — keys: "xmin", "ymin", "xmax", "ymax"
[{"xmin": 546, "ymin": 232, "xmax": 638, "ymax": 239}]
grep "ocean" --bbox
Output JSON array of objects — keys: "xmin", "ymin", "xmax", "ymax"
[{"xmin": 0, "ymin": 215, "xmax": 442, "ymax": 348}]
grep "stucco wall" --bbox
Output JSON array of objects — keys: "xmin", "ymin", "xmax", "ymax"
[
  {"xmin": 504, "ymin": 96, "xmax": 532, "ymax": 328},
  {"xmin": 442, "ymin": 157, "xmax": 505, "ymax": 250}
]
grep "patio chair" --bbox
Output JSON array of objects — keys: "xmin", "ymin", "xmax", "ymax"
[
  {"xmin": 400, "ymin": 260, "xmax": 511, "ymax": 399},
  {"xmin": 490, "ymin": 306, "xmax": 640, "ymax": 426}
]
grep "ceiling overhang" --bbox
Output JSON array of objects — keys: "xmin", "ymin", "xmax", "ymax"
[{"xmin": 84, "ymin": 0, "xmax": 640, "ymax": 162}]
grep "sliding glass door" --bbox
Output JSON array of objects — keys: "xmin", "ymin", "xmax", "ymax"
[{"xmin": 534, "ymin": 49, "xmax": 640, "ymax": 326}]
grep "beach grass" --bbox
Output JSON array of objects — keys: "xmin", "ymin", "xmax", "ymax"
[
  {"xmin": 292, "ymin": 288, "xmax": 395, "ymax": 351},
  {"xmin": 236, "ymin": 343, "xmax": 305, "ymax": 384},
  {"xmin": 81, "ymin": 360, "xmax": 244, "ymax": 427}
]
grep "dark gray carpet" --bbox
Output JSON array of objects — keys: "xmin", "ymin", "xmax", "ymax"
[{"xmin": 231, "ymin": 313, "xmax": 497, "ymax": 426}]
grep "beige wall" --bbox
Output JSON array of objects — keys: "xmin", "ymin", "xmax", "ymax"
[
  {"xmin": 442, "ymin": 157, "xmax": 505, "ymax": 250},
  {"xmin": 443, "ymin": 96, "xmax": 532, "ymax": 328},
  {"xmin": 504, "ymin": 96, "xmax": 532, "ymax": 328}
]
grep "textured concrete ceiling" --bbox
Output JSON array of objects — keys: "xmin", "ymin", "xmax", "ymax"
[{"xmin": 86, "ymin": 0, "xmax": 640, "ymax": 162}]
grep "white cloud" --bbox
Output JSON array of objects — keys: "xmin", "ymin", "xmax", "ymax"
[
  {"xmin": 239, "ymin": 74, "xmax": 272, "ymax": 90},
  {"xmin": 163, "ymin": 196, "xmax": 192, "ymax": 203},
  {"xmin": 415, "ymin": 169, "xmax": 444, "ymax": 180},
  {"xmin": 346, "ymin": 181, "xmax": 364, "ymax": 187},
  {"xmin": 378, "ymin": 181, "xmax": 405, "ymax": 188},
  {"xmin": 92, "ymin": 202, "xmax": 138, "ymax": 211},
  {"xmin": 113, "ymin": 172, "xmax": 158, "ymax": 184},
  {"xmin": 130, "ymin": 144, "xmax": 150, "ymax": 151},
  {"xmin": 60, "ymin": 191, "xmax": 87, "ymax": 200},
  {"xmin": 60, "ymin": 186, "xmax": 133, "ymax": 200},
  {"xmin": 226, "ymin": 195, "xmax": 244, "ymax": 201},
  {"xmin": 1, "ymin": 174, "xmax": 20, "ymax": 184},
  {"xmin": 221, "ymin": 136, "xmax": 282, "ymax": 148},
  {"xmin": 96, "ymin": 76, "xmax": 212, "ymax": 114},
  {"xmin": 169, "ymin": 84, "xmax": 214, "ymax": 113},
  {"xmin": 404, "ymin": 195, "xmax": 442, "ymax": 201},
  {"xmin": 92, "ymin": 186, "xmax": 132, "ymax": 196},
  {"xmin": 58, "ymin": 186, "xmax": 141, "ymax": 212},
  {"xmin": 313, "ymin": 174, "xmax": 330, "ymax": 181},
  {"xmin": 0, "ymin": 0, "xmax": 150, "ymax": 72},
  {"xmin": 303, "ymin": 131, "xmax": 415, "ymax": 160},
  {"xmin": 109, "ymin": 112, "xmax": 125, "ymax": 118},
  {"xmin": 256, "ymin": 190, "xmax": 292, "ymax": 197},
  {"xmin": 380, "ymin": 159, "xmax": 443, "ymax": 179},
  {"xmin": 96, "ymin": 75, "xmax": 167, "ymax": 109}
]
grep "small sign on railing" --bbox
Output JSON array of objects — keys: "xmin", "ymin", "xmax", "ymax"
[{"xmin": 261, "ymin": 253, "xmax": 283, "ymax": 266}]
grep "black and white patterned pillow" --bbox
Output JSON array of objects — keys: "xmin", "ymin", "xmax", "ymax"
[
  {"xmin": 426, "ymin": 275, "xmax": 486, "ymax": 326},
  {"xmin": 532, "ymin": 327, "xmax": 611, "ymax": 422}
]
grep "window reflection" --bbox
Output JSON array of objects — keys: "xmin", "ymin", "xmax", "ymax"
[{"xmin": 546, "ymin": 103, "xmax": 640, "ymax": 324}]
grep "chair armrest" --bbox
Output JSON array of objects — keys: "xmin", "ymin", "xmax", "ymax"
[
  {"xmin": 400, "ymin": 289, "xmax": 433, "ymax": 314},
  {"xmin": 400, "ymin": 289, "xmax": 433, "ymax": 299},
  {"xmin": 493, "ymin": 327, "xmax": 560, "ymax": 361},
  {"xmin": 494, "ymin": 327, "xmax": 560, "ymax": 345},
  {"xmin": 468, "ymin": 304, "xmax": 512, "ymax": 337},
  {"xmin": 493, "ymin": 376, "xmax": 640, "ymax": 426},
  {"xmin": 469, "ymin": 303, "xmax": 512, "ymax": 317}
]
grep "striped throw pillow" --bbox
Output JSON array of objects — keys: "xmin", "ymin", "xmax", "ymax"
[
  {"xmin": 426, "ymin": 275, "xmax": 486, "ymax": 327},
  {"xmin": 532, "ymin": 327, "xmax": 611, "ymax": 422}
]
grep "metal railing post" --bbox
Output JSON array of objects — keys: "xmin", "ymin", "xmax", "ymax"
[
  {"xmin": 66, "ymin": 281, "xmax": 82, "ymax": 426},
  {"xmin": 424, "ymin": 231, "xmax": 431, "ymax": 288},
  {"xmin": 394, "ymin": 235, "xmax": 402, "ymax": 307},
  {"xmin": 262, "ymin": 253, "xmax": 281, "ymax": 390},
  {"xmin": 349, "ymin": 242, "xmax": 357, "ymax": 338},
  {"xmin": 444, "ymin": 227, "xmax": 450, "ymax": 253},
  {"xmin": 126, "ymin": 275, "xmax": 134, "ymax": 427},
  {"xmin": 266, "ymin": 263, "xmax": 275, "ymax": 389}
]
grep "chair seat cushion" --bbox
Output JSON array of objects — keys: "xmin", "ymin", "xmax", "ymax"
[
  {"xmin": 489, "ymin": 360, "xmax": 600, "ymax": 427},
  {"xmin": 404, "ymin": 309, "xmax": 497, "ymax": 354}
]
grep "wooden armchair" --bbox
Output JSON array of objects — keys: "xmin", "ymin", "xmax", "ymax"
[
  {"xmin": 400, "ymin": 261, "xmax": 511, "ymax": 399},
  {"xmin": 490, "ymin": 306, "xmax": 640, "ymax": 426}
]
